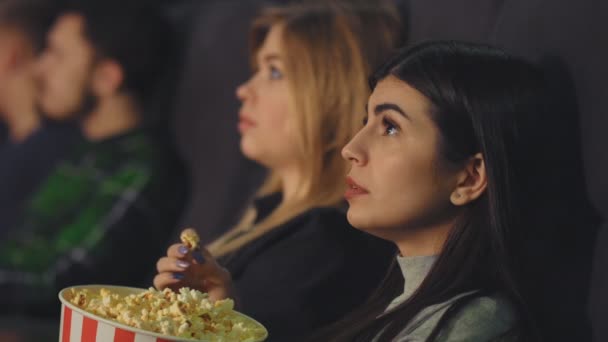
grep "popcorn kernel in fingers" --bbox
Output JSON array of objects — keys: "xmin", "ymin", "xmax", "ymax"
[{"xmin": 180, "ymin": 228, "xmax": 200, "ymax": 251}]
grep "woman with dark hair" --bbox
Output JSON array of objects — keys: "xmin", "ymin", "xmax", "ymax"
[{"xmin": 311, "ymin": 40, "xmax": 581, "ymax": 341}]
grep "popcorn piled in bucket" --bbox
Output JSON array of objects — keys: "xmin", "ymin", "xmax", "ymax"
[{"xmin": 67, "ymin": 286, "xmax": 265, "ymax": 341}]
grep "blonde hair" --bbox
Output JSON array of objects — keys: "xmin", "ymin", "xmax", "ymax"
[{"xmin": 208, "ymin": 1, "xmax": 402, "ymax": 257}]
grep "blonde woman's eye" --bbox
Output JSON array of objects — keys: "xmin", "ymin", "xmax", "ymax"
[{"xmin": 269, "ymin": 66, "xmax": 283, "ymax": 80}]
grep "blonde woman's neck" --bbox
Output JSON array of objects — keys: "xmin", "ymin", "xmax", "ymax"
[
  {"xmin": 275, "ymin": 162, "xmax": 306, "ymax": 205},
  {"xmin": 207, "ymin": 160, "xmax": 346, "ymax": 258}
]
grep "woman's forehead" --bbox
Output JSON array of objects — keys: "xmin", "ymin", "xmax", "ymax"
[
  {"xmin": 256, "ymin": 24, "xmax": 284, "ymax": 58},
  {"xmin": 369, "ymin": 76, "xmax": 431, "ymax": 115}
]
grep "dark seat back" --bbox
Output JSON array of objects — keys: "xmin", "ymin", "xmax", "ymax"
[
  {"xmin": 170, "ymin": 1, "xmax": 269, "ymax": 243},
  {"xmin": 401, "ymin": 0, "xmax": 606, "ymax": 340}
]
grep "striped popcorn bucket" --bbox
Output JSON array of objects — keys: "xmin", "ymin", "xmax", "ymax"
[{"xmin": 58, "ymin": 285, "xmax": 268, "ymax": 342}]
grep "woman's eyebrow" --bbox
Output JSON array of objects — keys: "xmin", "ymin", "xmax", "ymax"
[
  {"xmin": 373, "ymin": 102, "xmax": 411, "ymax": 121},
  {"xmin": 262, "ymin": 53, "xmax": 281, "ymax": 63}
]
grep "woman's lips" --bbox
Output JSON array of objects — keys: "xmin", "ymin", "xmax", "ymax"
[
  {"xmin": 345, "ymin": 176, "xmax": 369, "ymax": 200},
  {"xmin": 238, "ymin": 114, "xmax": 256, "ymax": 133}
]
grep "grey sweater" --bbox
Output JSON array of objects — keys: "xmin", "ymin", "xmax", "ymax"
[{"xmin": 374, "ymin": 255, "xmax": 516, "ymax": 342}]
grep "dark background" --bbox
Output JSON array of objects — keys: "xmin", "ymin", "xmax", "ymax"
[{"xmin": 0, "ymin": 0, "xmax": 605, "ymax": 340}]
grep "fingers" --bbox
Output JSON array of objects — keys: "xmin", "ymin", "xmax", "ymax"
[
  {"xmin": 167, "ymin": 243, "xmax": 190, "ymax": 258},
  {"xmin": 153, "ymin": 272, "xmax": 181, "ymax": 290},
  {"xmin": 175, "ymin": 246, "xmax": 229, "ymax": 284},
  {"xmin": 187, "ymin": 245, "xmax": 219, "ymax": 266},
  {"xmin": 192, "ymin": 258, "xmax": 231, "ymax": 285},
  {"xmin": 198, "ymin": 246, "xmax": 214, "ymax": 261},
  {"xmin": 156, "ymin": 239, "xmax": 231, "ymax": 294},
  {"xmin": 155, "ymin": 257, "xmax": 192, "ymax": 289},
  {"xmin": 156, "ymin": 256, "xmax": 190, "ymax": 273}
]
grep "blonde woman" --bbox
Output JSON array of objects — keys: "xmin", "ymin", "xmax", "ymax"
[{"xmin": 154, "ymin": 1, "xmax": 402, "ymax": 340}]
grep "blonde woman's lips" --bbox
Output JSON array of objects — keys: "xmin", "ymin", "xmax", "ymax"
[{"xmin": 238, "ymin": 114, "xmax": 256, "ymax": 133}]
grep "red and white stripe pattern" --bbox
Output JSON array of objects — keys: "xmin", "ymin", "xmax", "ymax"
[{"xmin": 60, "ymin": 306, "xmax": 173, "ymax": 342}]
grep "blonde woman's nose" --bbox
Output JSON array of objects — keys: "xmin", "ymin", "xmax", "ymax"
[{"xmin": 235, "ymin": 78, "xmax": 253, "ymax": 102}]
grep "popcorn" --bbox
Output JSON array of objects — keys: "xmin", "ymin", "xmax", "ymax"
[
  {"xmin": 180, "ymin": 228, "xmax": 200, "ymax": 251},
  {"xmin": 67, "ymin": 287, "xmax": 266, "ymax": 341}
]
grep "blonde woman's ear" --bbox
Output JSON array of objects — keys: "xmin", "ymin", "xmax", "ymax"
[{"xmin": 450, "ymin": 153, "xmax": 487, "ymax": 206}]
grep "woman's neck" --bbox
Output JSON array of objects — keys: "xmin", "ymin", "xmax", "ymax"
[
  {"xmin": 394, "ymin": 221, "xmax": 453, "ymax": 257},
  {"xmin": 277, "ymin": 163, "xmax": 305, "ymax": 205}
]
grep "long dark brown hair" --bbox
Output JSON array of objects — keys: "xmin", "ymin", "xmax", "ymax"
[{"xmin": 307, "ymin": 40, "xmax": 595, "ymax": 341}]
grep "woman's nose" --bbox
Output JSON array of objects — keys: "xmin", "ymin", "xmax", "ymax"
[
  {"xmin": 342, "ymin": 131, "xmax": 367, "ymax": 166},
  {"xmin": 236, "ymin": 80, "xmax": 250, "ymax": 101}
]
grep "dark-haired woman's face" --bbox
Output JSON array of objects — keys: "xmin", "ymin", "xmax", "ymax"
[{"xmin": 342, "ymin": 76, "xmax": 461, "ymax": 246}]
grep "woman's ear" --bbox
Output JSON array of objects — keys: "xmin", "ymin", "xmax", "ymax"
[{"xmin": 450, "ymin": 153, "xmax": 487, "ymax": 206}]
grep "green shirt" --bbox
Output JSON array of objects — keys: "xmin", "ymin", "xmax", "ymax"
[
  {"xmin": 376, "ymin": 255, "xmax": 516, "ymax": 342},
  {"xmin": 0, "ymin": 128, "xmax": 187, "ymax": 316}
]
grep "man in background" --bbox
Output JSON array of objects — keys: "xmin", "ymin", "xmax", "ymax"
[
  {"xmin": 0, "ymin": 0, "xmax": 82, "ymax": 236},
  {"xmin": 0, "ymin": 1, "xmax": 188, "ymax": 316}
]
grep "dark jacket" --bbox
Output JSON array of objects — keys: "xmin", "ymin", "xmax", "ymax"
[
  {"xmin": 219, "ymin": 193, "xmax": 395, "ymax": 341},
  {"xmin": 0, "ymin": 128, "xmax": 188, "ymax": 317},
  {"xmin": 0, "ymin": 120, "xmax": 83, "ymax": 237}
]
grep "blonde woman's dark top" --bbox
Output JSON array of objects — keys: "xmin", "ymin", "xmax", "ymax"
[{"xmin": 218, "ymin": 193, "xmax": 395, "ymax": 341}]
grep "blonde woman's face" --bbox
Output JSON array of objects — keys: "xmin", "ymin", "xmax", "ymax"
[{"xmin": 236, "ymin": 24, "xmax": 299, "ymax": 169}]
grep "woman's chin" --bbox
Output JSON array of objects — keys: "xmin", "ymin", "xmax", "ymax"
[
  {"xmin": 347, "ymin": 210, "xmax": 398, "ymax": 241},
  {"xmin": 346, "ymin": 209, "xmax": 373, "ymax": 231},
  {"xmin": 239, "ymin": 142, "xmax": 273, "ymax": 169},
  {"xmin": 239, "ymin": 138, "xmax": 258, "ymax": 160}
]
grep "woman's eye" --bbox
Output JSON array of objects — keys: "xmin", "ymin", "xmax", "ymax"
[
  {"xmin": 269, "ymin": 66, "xmax": 283, "ymax": 80},
  {"xmin": 383, "ymin": 117, "xmax": 399, "ymax": 136}
]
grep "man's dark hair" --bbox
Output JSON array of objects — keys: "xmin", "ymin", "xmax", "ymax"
[
  {"xmin": 0, "ymin": 0, "xmax": 60, "ymax": 54},
  {"xmin": 65, "ymin": 1, "xmax": 176, "ymax": 105}
]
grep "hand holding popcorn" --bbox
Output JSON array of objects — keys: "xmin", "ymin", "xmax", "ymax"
[{"xmin": 154, "ymin": 228, "xmax": 235, "ymax": 303}]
